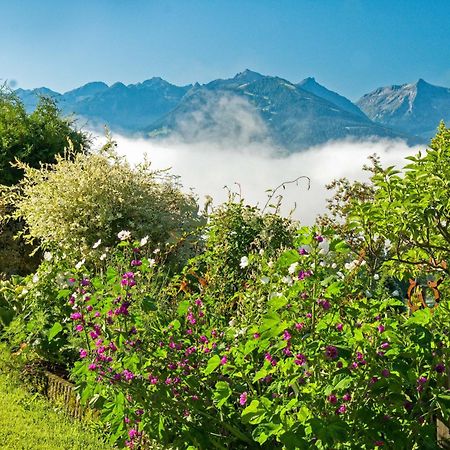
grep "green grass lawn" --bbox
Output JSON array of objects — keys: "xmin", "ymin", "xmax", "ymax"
[{"xmin": 0, "ymin": 367, "xmax": 113, "ymax": 450}]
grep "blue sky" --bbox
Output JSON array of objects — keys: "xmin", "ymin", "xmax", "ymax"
[{"xmin": 2, "ymin": 0, "xmax": 449, "ymax": 100}]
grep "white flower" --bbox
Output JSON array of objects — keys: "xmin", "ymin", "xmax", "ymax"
[
  {"xmin": 43, "ymin": 252, "xmax": 52, "ymax": 261},
  {"xmin": 373, "ymin": 274, "xmax": 380, "ymax": 281},
  {"xmin": 32, "ymin": 274, "xmax": 39, "ymax": 284},
  {"xmin": 344, "ymin": 260, "xmax": 358, "ymax": 271},
  {"xmin": 269, "ymin": 292, "xmax": 282, "ymax": 299},
  {"xmin": 240, "ymin": 256, "xmax": 249, "ymax": 268},
  {"xmin": 259, "ymin": 249, "xmax": 265, "ymax": 256},
  {"xmin": 153, "ymin": 248, "xmax": 161, "ymax": 254},
  {"xmin": 319, "ymin": 261, "xmax": 327, "ymax": 267},
  {"xmin": 100, "ymin": 253, "xmax": 107, "ymax": 261},
  {"xmin": 140, "ymin": 235, "xmax": 149, "ymax": 246},
  {"xmin": 260, "ymin": 276, "xmax": 270, "ymax": 284},
  {"xmin": 392, "ymin": 290, "xmax": 399, "ymax": 297},
  {"xmin": 331, "ymin": 263, "xmax": 337, "ymax": 269},
  {"xmin": 92, "ymin": 239, "xmax": 102, "ymax": 249},
  {"xmin": 117, "ymin": 230, "xmax": 131, "ymax": 241},
  {"xmin": 281, "ymin": 275, "xmax": 293, "ymax": 285},
  {"xmin": 288, "ymin": 262, "xmax": 298, "ymax": 275},
  {"xmin": 336, "ymin": 271, "xmax": 345, "ymax": 279},
  {"xmin": 149, "ymin": 258, "xmax": 156, "ymax": 267},
  {"xmin": 267, "ymin": 261, "xmax": 274, "ymax": 268},
  {"xmin": 75, "ymin": 259, "xmax": 85, "ymax": 270},
  {"xmin": 228, "ymin": 318, "xmax": 236, "ymax": 327}
]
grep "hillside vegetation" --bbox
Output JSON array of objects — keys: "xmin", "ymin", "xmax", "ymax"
[{"xmin": 0, "ymin": 91, "xmax": 450, "ymax": 449}]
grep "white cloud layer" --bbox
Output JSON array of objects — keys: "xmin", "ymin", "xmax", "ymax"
[{"xmin": 100, "ymin": 134, "xmax": 420, "ymax": 225}]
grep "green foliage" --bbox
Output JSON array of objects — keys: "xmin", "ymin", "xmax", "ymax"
[
  {"xmin": 185, "ymin": 199, "xmax": 296, "ymax": 319},
  {"xmin": 0, "ymin": 89, "xmax": 88, "ymax": 186},
  {"xmin": 11, "ymin": 145, "xmax": 203, "ymax": 264},
  {"xmin": 3, "ymin": 126, "xmax": 450, "ymax": 449}
]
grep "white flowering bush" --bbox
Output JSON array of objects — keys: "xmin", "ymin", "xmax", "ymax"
[{"xmin": 11, "ymin": 144, "xmax": 202, "ymax": 264}]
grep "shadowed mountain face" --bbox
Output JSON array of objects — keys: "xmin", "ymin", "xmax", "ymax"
[
  {"xmin": 297, "ymin": 77, "xmax": 368, "ymax": 120},
  {"xmin": 357, "ymin": 79, "xmax": 450, "ymax": 138},
  {"xmin": 15, "ymin": 70, "xmax": 445, "ymax": 150},
  {"xmin": 17, "ymin": 78, "xmax": 192, "ymax": 133},
  {"xmin": 145, "ymin": 70, "xmax": 410, "ymax": 151}
]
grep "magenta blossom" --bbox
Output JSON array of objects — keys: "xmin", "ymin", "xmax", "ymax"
[
  {"xmin": 239, "ymin": 392, "xmax": 248, "ymax": 406},
  {"xmin": 70, "ymin": 312, "xmax": 82, "ymax": 321},
  {"xmin": 294, "ymin": 353, "xmax": 307, "ymax": 366},
  {"xmin": 79, "ymin": 349, "xmax": 88, "ymax": 358},
  {"xmin": 327, "ymin": 394, "xmax": 337, "ymax": 404},
  {"xmin": 325, "ymin": 345, "xmax": 338, "ymax": 359},
  {"xmin": 130, "ymin": 260, "xmax": 142, "ymax": 267}
]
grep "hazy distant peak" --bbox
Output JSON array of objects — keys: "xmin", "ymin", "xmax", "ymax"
[
  {"xmin": 110, "ymin": 82, "xmax": 127, "ymax": 90},
  {"xmin": 233, "ymin": 69, "xmax": 264, "ymax": 82},
  {"xmin": 64, "ymin": 81, "xmax": 108, "ymax": 97},
  {"xmin": 357, "ymin": 78, "xmax": 450, "ymax": 138},
  {"xmin": 298, "ymin": 77, "xmax": 367, "ymax": 119}
]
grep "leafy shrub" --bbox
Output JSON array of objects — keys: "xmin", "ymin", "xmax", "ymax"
[
  {"xmin": 0, "ymin": 90, "xmax": 88, "ymax": 186},
  {"xmin": 60, "ymin": 228, "xmax": 450, "ymax": 449},
  {"xmin": 11, "ymin": 144, "xmax": 203, "ymax": 264}
]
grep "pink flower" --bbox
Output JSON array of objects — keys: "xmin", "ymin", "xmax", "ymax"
[
  {"xmin": 336, "ymin": 404, "xmax": 347, "ymax": 414},
  {"xmin": 336, "ymin": 323, "xmax": 343, "ymax": 332},
  {"xmin": 377, "ymin": 324, "xmax": 385, "ymax": 333},
  {"xmin": 294, "ymin": 353, "xmax": 307, "ymax": 366},
  {"xmin": 283, "ymin": 330, "xmax": 291, "ymax": 341},
  {"xmin": 381, "ymin": 369, "xmax": 390, "ymax": 378},
  {"xmin": 318, "ymin": 299, "xmax": 331, "ymax": 310},
  {"xmin": 239, "ymin": 392, "xmax": 248, "ymax": 406},
  {"xmin": 325, "ymin": 345, "xmax": 338, "ymax": 359},
  {"xmin": 75, "ymin": 324, "xmax": 84, "ymax": 332},
  {"xmin": 123, "ymin": 369, "xmax": 135, "ymax": 381},
  {"xmin": 253, "ymin": 333, "xmax": 260, "ymax": 339},
  {"xmin": 342, "ymin": 392, "xmax": 351, "ymax": 402},
  {"xmin": 70, "ymin": 312, "xmax": 82, "ymax": 320},
  {"xmin": 327, "ymin": 394, "xmax": 337, "ymax": 404},
  {"xmin": 79, "ymin": 349, "xmax": 88, "ymax": 358},
  {"xmin": 295, "ymin": 322, "xmax": 305, "ymax": 330},
  {"xmin": 220, "ymin": 356, "xmax": 227, "ymax": 365}
]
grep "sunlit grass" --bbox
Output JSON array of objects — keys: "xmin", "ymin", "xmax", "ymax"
[{"xmin": 0, "ymin": 363, "xmax": 113, "ymax": 450}]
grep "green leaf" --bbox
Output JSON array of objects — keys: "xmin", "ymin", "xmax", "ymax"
[
  {"xmin": 253, "ymin": 368, "xmax": 268, "ymax": 382},
  {"xmin": 267, "ymin": 295, "xmax": 287, "ymax": 311},
  {"xmin": 213, "ymin": 381, "xmax": 232, "ymax": 408},
  {"xmin": 404, "ymin": 308, "xmax": 432, "ymax": 326},
  {"xmin": 241, "ymin": 400, "xmax": 266, "ymax": 425},
  {"xmin": 334, "ymin": 376, "xmax": 352, "ymax": 391},
  {"xmin": 204, "ymin": 355, "xmax": 221, "ymax": 375},
  {"xmin": 177, "ymin": 300, "xmax": 190, "ymax": 317},
  {"xmin": 47, "ymin": 322, "xmax": 63, "ymax": 341},
  {"xmin": 277, "ymin": 249, "xmax": 300, "ymax": 270}
]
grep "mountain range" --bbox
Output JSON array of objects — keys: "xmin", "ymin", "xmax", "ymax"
[{"xmin": 14, "ymin": 70, "xmax": 450, "ymax": 151}]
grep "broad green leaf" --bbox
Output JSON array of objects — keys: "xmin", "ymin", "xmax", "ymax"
[
  {"xmin": 204, "ymin": 355, "xmax": 221, "ymax": 375},
  {"xmin": 213, "ymin": 381, "xmax": 232, "ymax": 408},
  {"xmin": 47, "ymin": 322, "xmax": 63, "ymax": 341}
]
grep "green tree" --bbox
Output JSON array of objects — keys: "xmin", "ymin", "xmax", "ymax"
[
  {"xmin": 0, "ymin": 88, "xmax": 89, "ymax": 277},
  {"xmin": 322, "ymin": 122, "xmax": 450, "ymax": 283},
  {"xmin": 0, "ymin": 89, "xmax": 88, "ymax": 186}
]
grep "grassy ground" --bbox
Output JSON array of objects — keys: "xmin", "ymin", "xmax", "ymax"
[{"xmin": 0, "ymin": 350, "xmax": 113, "ymax": 450}]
